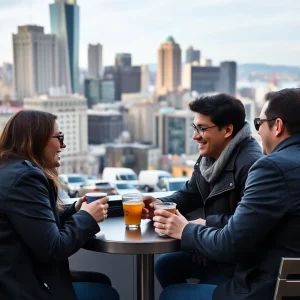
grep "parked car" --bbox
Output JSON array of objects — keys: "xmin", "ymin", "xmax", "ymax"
[
  {"xmin": 102, "ymin": 167, "xmax": 138, "ymax": 187},
  {"xmin": 58, "ymin": 174, "xmax": 87, "ymax": 198},
  {"xmin": 138, "ymin": 170, "xmax": 172, "ymax": 192},
  {"xmin": 77, "ymin": 180, "xmax": 117, "ymax": 197},
  {"xmin": 110, "ymin": 181, "xmax": 140, "ymax": 195},
  {"xmin": 157, "ymin": 177, "xmax": 188, "ymax": 192}
]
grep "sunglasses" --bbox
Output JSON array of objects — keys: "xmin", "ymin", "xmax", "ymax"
[
  {"xmin": 253, "ymin": 117, "xmax": 289, "ymax": 131},
  {"xmin": 52, "ymin": 134, "xmax": 64, "ymax": 146}
]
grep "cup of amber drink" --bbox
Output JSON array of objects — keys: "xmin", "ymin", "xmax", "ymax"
[
  {"xmin": 154, "ymin": 202, "xmax": 177, "ymax": 214},
  {"xmin": 122, "ymin": 193, "xmax": 143, "ymax": 229},
  {"xmin": 154, "ymin": 202, "xmax": 177, "ymax": 237}
]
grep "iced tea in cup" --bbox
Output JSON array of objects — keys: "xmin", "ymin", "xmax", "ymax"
[
  {"xmin": 122, "ymin": 193, "xmax": 143, "ymax": 229},
  {"xmin": 154, "ymin": 202, "xmax": 177, "ymax": 237}
]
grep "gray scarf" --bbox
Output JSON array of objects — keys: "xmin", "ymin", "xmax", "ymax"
[{"xmin": 199, "ymin": 121, "xmax": 252, "ymax": 183}]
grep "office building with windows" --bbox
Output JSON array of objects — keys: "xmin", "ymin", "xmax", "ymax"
[{"xmin": 50, "ymin": 0, "xmax": 80, "ymax": 93}]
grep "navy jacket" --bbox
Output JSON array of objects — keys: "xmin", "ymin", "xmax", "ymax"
[
  {"xmin": 182, "ymin": 134, "xmax": 300, "ymax": 299},
  {"xmin": 161, "ymin": 137, "xmax": 262, "ymax": 227},
  {"xmin": 0, "ymin": 159, "xmax": 100, "ymax": 300}
]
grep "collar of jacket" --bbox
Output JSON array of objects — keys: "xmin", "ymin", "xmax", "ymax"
[
  {"xmin": 195, "ymin": 137, "xmax": 247, "ymax": 172},
  {"xmin": 193, "ymin": 139, "xmax": 249, "ymax": 200},
  {"xmin": 272, "ymin": 133, "xmax": 300, "ymax": 153}
]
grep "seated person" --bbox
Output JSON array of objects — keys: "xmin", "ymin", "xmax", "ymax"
[
  {"xmin": 143, "ymin": 94, "xmax": 262, "ymax": 287},
  {"xmin": 0, "ymin": 110, "xmax": 119, "ymax": 300},
  {"xmin": 153, "ymin": 88, "xmax": 300, "ymax": 300}
]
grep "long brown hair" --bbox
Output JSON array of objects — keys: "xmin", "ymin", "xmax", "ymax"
[{"xmin": 0, "ymin": 110, "xmax": 63, "ymax": 210}]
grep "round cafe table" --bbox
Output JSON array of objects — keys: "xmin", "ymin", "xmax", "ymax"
[{"xmin": 83, "ymin": 217, "xmax": 181, "ymax": 300}]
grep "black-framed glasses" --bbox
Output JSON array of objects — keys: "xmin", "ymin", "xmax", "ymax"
[
  {"xmin": 52, "ymin": 134, "xmax": 64, "ymax": 146},
  {"xmin": 191, "ymin": 123, "xmax": 217, "ymax": 134},
  {"xmin": 253, "ymin": 118, "xmax": 278, "ymax": 131}
]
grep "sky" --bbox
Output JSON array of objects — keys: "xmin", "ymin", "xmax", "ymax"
[{"xmin": 0, "ymin": 0, "xmax": 300, "ymax": 68}]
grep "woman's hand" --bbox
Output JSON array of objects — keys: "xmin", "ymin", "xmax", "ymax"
[
  {"xmin": 80, "ymin": 197, "xmax": 109, "ymax": 223},
  {"xmin": 75, "ymin": 196, "xmax": 87, "ymax": 212}
]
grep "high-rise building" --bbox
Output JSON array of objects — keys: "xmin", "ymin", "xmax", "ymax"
[
  {"xmin": 50, "ymin": 0, "xmax": 80, "ymax": 94},
  {"xmin": 84, "ymin": 77, "xmax": 115, "ymax": 107},
  {"xmin": 182, "ymin": 64, "xmax": 220, "ymax": 94},
  {"xmin": 141, "ymin": 65, "xmax": 149, "ymax": 92},
  {"xmin": 88, "ymin": 111, "xmax": 123, "ymax": 144},
  {"xmin": 219, "ymin": 61, "xmax": 237, "ymax": 95},
  {"xmin": 88, "ymin": 43, "xmax": 102, "ymax": 79},
  {"xmin": 156, "ymin": 36, "xmax": 181, "ymax": 96},
  {"xmin": 24, "ymin": 94, "xmax": 88, "ymax": 174},
  {"xmin": 13, "ymin": 25, "xmax": 58, "ymax": 100},
  {"xmin": 104, "ymin": 65, "xmax": 141, "ymax": 100},
  {"xmin": 154, "ymin": 108, "xmax": 197, "ymax": 156},
  {"xmin": 186, "ymin": 46, "xmax": 201, "ymax": 64},
  {"xmin": 115, "ymin": 53, "xmax": 131, "ymax": 67}
]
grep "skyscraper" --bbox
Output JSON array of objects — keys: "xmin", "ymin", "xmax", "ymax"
[
  {"xmin": 156, "ymin": 36, "xmax": 181, "ymax": 96},
  {"xmin": 219, "ymin": 61, "xmax": 237, "ymax": 95},
  {"xmin": 49, "ymin": 0, "xmax": 80, "ymax": 94},
  {"xmin": 13, "ymin": 25, "xmax": 58, "ymax": 100},
  {"xmin": 115, "ymin": 53, "xmax": 132, "ymax": 67},
  {"xmin": 185, "ymin": 46, "xmax": 201, "ymax": 64},
  {"xmin": 88, "ymin": 43, "xmax": 102, "ymax": 79}
]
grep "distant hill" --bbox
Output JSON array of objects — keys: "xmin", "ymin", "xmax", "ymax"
[{"xmin": 238, "ymin": 64, "xmax": 300, "ymax": 75}]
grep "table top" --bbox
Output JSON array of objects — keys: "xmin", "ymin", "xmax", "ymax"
[{"xmin": 83, "ymin": 217, "xmax": 181, "ymax": 255}]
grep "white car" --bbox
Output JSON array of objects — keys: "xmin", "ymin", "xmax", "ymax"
[
  {"xmin": 157, "ymin": 177, "xmax": 188, "ymax": 192},
  {"xmin": 110, "ymin": 181, "xmax": 140, "ymax": 195}
]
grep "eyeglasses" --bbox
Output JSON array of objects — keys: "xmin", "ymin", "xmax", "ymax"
[
  {"xmin": 191, "ymin": 123, "xmax": 217, "ymax": 134},
  {"xmin": 253, "ymin": 118, "xmax": 278, "ymax": 131},
  {"xmin": 52, "ymin": 134, "xmax": 64, "ymax": 146}
]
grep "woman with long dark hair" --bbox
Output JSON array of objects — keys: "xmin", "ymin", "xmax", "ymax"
[{"xmin": 0, "ymin": 110, "xmax": 119, "ymax": 300}]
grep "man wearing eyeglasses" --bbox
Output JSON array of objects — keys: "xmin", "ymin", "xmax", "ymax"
[
  {"xmin": 153, "ymin": 88, "xmax": 300, "ymax": 300},
  {"xmin": 142, "ymin": 93, "xmax": 262, "ymax": 290}
]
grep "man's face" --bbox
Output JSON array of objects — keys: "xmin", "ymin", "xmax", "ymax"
[
  {"xmin": 258, "ymin": 101, "xmax": 275, "ymax": 155},
  {"xmin": 192, "ymin": 112, "xmax": 231, "ymax": 159}
]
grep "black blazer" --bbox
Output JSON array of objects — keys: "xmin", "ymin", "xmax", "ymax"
[
  {"xmin": 160, "ymin": 137, "xmax": 262, "ymax": 228},
  {"xmin": 182, "ymin": 134, "xmax": 300, "ymax": 300},
  {"xmin": 0, "ymin": 159, "xmax": 100, "ymax": 300}
]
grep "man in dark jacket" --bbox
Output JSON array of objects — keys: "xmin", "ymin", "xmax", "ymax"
[
  {"xmin": 143, "ymin": 93, "xmax": 262, "ymax": 287},
  {"xmin": 154, "ymin": 88, "xmax": 300, "ymax": 300}
]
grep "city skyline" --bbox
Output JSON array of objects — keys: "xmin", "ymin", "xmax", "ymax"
[{"xmin": 1, "ymin": 0, "xmax": 300, "ymax": 68}]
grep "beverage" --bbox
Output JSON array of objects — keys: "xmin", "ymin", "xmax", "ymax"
[
  {"xmin": 154, "ymin": 202, "xmax": 177, "ymax": 214},
  {"xmin": 122, "ymin": 193, "xmax": 143, "ymax": 229},
  {"xmin": 154, "ymin": 202, "xmax": 177, "ymax": 237}
]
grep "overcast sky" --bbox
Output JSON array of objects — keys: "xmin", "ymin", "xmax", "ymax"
[{"xmin": 0, "ymin": 0, "xmax": 300, "ymax": 68}]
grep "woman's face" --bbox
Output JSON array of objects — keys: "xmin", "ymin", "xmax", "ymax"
[{"xmin": 43, "ymin": 121, "xmax": 66, "ymax": 168}]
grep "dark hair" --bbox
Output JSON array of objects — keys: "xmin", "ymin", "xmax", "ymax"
[
  {"xmin": 0, "ymin": 110, "xmax": 63, "ymax": 210},
  {"xmin": 265, "ymin": 88, "xmax": 300, "ymax": 135},
  {"xmin": 189, "ymin": 93, "xmax": 246, "ymax": 136}
]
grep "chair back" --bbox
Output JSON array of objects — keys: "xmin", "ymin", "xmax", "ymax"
[{"xmin": 274, "ymin": 257, "xmax": 300, "ymax": 300}]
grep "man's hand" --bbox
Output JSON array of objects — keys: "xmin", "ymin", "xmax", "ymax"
[
  {"xmin": 153, "ymin": 209, "xmax": 189, "ymax": 240},
  {"xmin": 142, "ymin": 195, "xmax": 162, "ymax": 219},
  {"xmin": 189, "ymin": 218, "xmax": 206, "ymax": 226},
  {"xmin": 75, "ymin": 196, "xmax": 87, "ymax": 212}
]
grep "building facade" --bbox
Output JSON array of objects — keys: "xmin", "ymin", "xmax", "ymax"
[
  {"xmin": 84, "ymin": 78, "xmax": 115, "ymax": 107},
  {"xmin": 88, "ymin": 111, "xmax": 123, "ymax": 144},
  {"xmin": 186, "ymin": 46, "xmax": 200, "ymax": 64},
  {"xmin": 50, "ymin": 0, "xmax": 80, "ymax": 93},
  {"xmin": 23, "ymin": 94, "xmax": 88, "ymax": 174},
  {"xmin": 13, "ymin": 25, "xmax": 58, "ymax": 100},
  {"xmin": 156, "ymin": 36, "xmax": 181, "ymax": 96},
  {"xmin": 153, "ymin": 108, "xmax": 198, "ymax": 156},
  {"xmin": 88, "ymin": 43, "xmax": 102, "ymax": 79},
  {"xmin": 219, "ymin": 61, "xmax": 237, "ymax": 95},
  {"xmin": 115, "ymin": 53, "xmax": 132, "ymax": 67},
  {"xmin": 105, "ymin": 144, "xmax": 162, "ymax": 174},
  {"xmin": 182, "ymin": 64, "xmax": 220, "ymax": 94}
]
